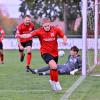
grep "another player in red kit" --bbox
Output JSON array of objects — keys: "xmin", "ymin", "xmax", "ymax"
[
  {"xmin": 0, "ymin": 27, "xmax": 5, "ymax": 64},
  {"xmin": 16, "ymin": 15, "xmax": 35, "ymax": 72},
  {"xmin": 16, "ymin": 18, "xmax": 67, "ymax": 91}
]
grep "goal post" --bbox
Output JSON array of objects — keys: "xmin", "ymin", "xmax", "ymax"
[
  {"xmin": 81, "ymin": 0, "xmax": 100, "ymax": 75},
  {"xmin": 94, "ymin": 0, "xmax": 99, "ymax": 65},
  {"xmin": 82, "ymin": 0, "xmax": 87, "ymax": 76}
]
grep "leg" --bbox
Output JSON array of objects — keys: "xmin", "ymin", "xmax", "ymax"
[
  {"xmin": 38, "ymin": 71, "xmax": 50, "ymax": 75},
  {"xmin": 18, "ymin": 41, "xmax": 34, "ymax": 73},
  {"xmin": 38, "ymin": 65, "xmax": 65, "ymax": 75},
  {"xmin": 49, "ymin": 60, "xmax": 58, "ymax": 82},
  {"xmin": 41, "ymin": 54, "xmax": 62, "ymax": 91},
  {"xmin": 19, "ymin": 49, "xmax": 25, "ymax": 62},
  {"xmin": 58, "ymin": 69, "xmax": 70, "ymax": 75},
  {"xmin": 49, "ymin": 60, "xmax": 62, "ymax": 91},
  {"xmin": 0, "ymin": 42, "xmax": 4, "ymax": 64},
  {"xmin": 38, "ymin": 66, "xmax": 50, "ymax": 72},
  {"xmin": 38, "ymin": 64, "xmax": 72, "ymax": 75},
  {"xmin": 0, "ymin": 49, "xmax": 4, "ymax": 64},
  {"xmin": 20, "ymin": 40, "xmax": 33, "ymax": 72},
  {"xmin": 38, "ymin": 64, "xmax": 65, "ymax": 75},
  {"xmin": 57, "ymin": 64, "xmax": 70, "ymax": 75},
  {"xmin": 26, "ymin": 46, "xmax": 32, "ymax": 68},
  {"xmin": 39, "ymin": 64, "xmax": 71, "ymax": 75},
  {"xmin": 38, "ymin": 64, "xmax": 58, "ymax": 76},
  {"xmin": 58, "ymin": 64, "xmax": 79, "ymax": 75},
  {"xmin": 33, "ymin": 66, "xmax": 50, "ymax": 74},
  {"xmin": 18, "ymin": 42, "xmax": 25, "ymax": 62},
  {"xmin": 25, "ymin": 40, "xmax": 32, "ymax": 69}
]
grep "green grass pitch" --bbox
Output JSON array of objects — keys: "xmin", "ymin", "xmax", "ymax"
[
  {"xmin": 1, "ymin": 50, "xmax": 100, "ymax": 100},
  {"xmin": 0, "ymin": 50, "xmax": 79, "ymax": 100}
]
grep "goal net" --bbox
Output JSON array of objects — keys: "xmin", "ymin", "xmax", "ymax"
[{"xmin": 86, "ymin": 0, "xmax": 100, "ymax": 75}]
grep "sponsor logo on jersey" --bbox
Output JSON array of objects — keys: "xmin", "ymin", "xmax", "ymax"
[{"xmin": 43, "ymin": 38, "xmax": 55, "ymax": 41}]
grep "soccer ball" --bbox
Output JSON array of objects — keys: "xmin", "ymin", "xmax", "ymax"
[{"xmin": 58, "ymin": 50, "xmax": 65, "ymax": 57}]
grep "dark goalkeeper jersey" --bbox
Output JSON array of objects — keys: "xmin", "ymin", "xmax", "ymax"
[{"xmin": 61, "ymin": 55, "xmax": 82, "ymax": 72}]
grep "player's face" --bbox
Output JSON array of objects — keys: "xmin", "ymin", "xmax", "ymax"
[
  {"xmin": 24, "ymin": 17, "xmax": 31, "ymax": 26},
  {"xmin": 43, "ymin": 23, "xmax": 51, "ymax": 31},
  {"xmin": 70, "ymin": 50, "xmax": 77, "ymax": 56}
]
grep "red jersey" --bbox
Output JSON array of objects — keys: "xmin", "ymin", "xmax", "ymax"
[
  {"xmin": 0, "ymin": 27, "xmax": 5, "ymax": 42},
  {"xmin": 31, "ymin": 26, "xmax": 64, "ymax": 57},
  {"xmin": 16, "ymin": 22, "xmax": 34, "ymax": 42}
]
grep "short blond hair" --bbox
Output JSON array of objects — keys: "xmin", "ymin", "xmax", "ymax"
[{"xmin": 42, "ymin": 18, "xmax": 51, "ymax": 24}]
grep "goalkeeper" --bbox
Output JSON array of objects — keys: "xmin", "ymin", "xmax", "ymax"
[{"xmin": 32, "ymin": 46, "xmax": 82, "ymax": 75}]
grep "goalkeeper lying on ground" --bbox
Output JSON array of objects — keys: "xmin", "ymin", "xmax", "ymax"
[{"xmin": 32, "ymin": 46, "xmax": 82, "ymax": 75}]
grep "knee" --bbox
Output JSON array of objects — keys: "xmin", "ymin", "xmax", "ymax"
[
  {"xmin": 27, "ymin": 47, "xmax": 32, "ymax": 53},
  {"xmin": 48, "ymin": 60, "xmax": 57, "ymax": 70},
  {"xmin": 50, "ymin": 65, "xmax": 57, "ymax": 70},
  {"xmin": 0, "ymin": 50, "xmax": 3, "ymax": 54}
]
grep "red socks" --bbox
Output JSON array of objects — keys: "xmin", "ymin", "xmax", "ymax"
[
  {"xmin": 26, "ymin": 53, "xmax": 32, "ymax": 66},
  {"xmin": 50, "ymin": 69, "xmax": 58, "ymax": 82}
]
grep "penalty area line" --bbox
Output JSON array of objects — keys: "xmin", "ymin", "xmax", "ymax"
[{"xmin": 60, "ymin": 76, "xmax": 86, "ymax": 100}]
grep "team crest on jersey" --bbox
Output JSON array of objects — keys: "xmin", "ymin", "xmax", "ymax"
[{"xmin": 50, "ymin": 32, "xmax": 54, "ymax": 37}]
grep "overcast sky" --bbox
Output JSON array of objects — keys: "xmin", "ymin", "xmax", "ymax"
[{"xmin": 0, "ymin": 0, "xmax": 21, "ymax": 18}]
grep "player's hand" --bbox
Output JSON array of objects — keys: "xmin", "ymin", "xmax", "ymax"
[
  {"xmin": 62, "ymin": 41, "xmax": 67, "ymax": 46},
  {"xmin": 62, "ymin": 35, "xmax": 67, "ymax": 46}
]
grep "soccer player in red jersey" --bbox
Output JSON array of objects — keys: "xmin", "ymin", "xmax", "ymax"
[
  {"xmin": 16, "ymin": 15, "xmax": 35, "ymax": 72},
  {"xmin": 16, "ymin": 18, "xmax": 67, "ymax": 91},
  {"xmin": 0, "ymin": 27, "xmax": 5, "ymax": 64}
]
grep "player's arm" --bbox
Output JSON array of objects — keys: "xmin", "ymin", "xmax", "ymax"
[
  {"xmin": 62, "ymin": 35, "xmax": 67, "ymax": 45},
  {"xmin": 16, "ymin": 30, "xmax": 38, "ymax": 38},
  {"xmin": 15, "ymin": 27, "xmax": 24, "ymax": 49},
  {"xmin": 0, "ymin": 28, "xmax": 5, "ymax": 41},
  {"xmin": 16, "ymin": 33, "xmax": 32, "ymax": 39},
  {"xmin": 16, "ymin": 37, "xmax": 24, "ymax": 49},
  {"xmin": 16, "ymin": 37, "xmax": 21, "ymax": 46},
  {"xmin": 57, "ymin": 28, "xmax": 67, "ymax": 45},
  {"xmin": 16, "ymin": 36, "xmax": 25, "ymax": 50}
]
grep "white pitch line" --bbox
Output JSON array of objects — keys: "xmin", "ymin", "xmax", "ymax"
[
  {"xmin": 0, "ymin": 89, "xmax": 72, "ymax": 93},
  {"xmin": 0, "ymin": 90, "xmax": 50, "ymax": 93},
  {"xmin": 60, "ymin": 64, "xmax": 97, "ymax": 100},
  {"xmin": 60, "ymin": 76, "xmax": 86, "ymax": 100}
]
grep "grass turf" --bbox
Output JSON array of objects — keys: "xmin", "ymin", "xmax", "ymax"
[
  {"xmin": 68, "ymin": 50, "xmax": 100, "ymax": 100},
  {"xmin": 69, "ymin": 76, "xmax": 100, "ymax": 100},
  {"xmin": 0, "ymin": 50, "xmax": 79, "ymax": 100},
  {"xmin": 68, "ymin": 49, "xmax": 100, "ymax": 100},
  {"xmin": 1, "ymin": 50, "xmax": 100, "ymax": 100}
]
